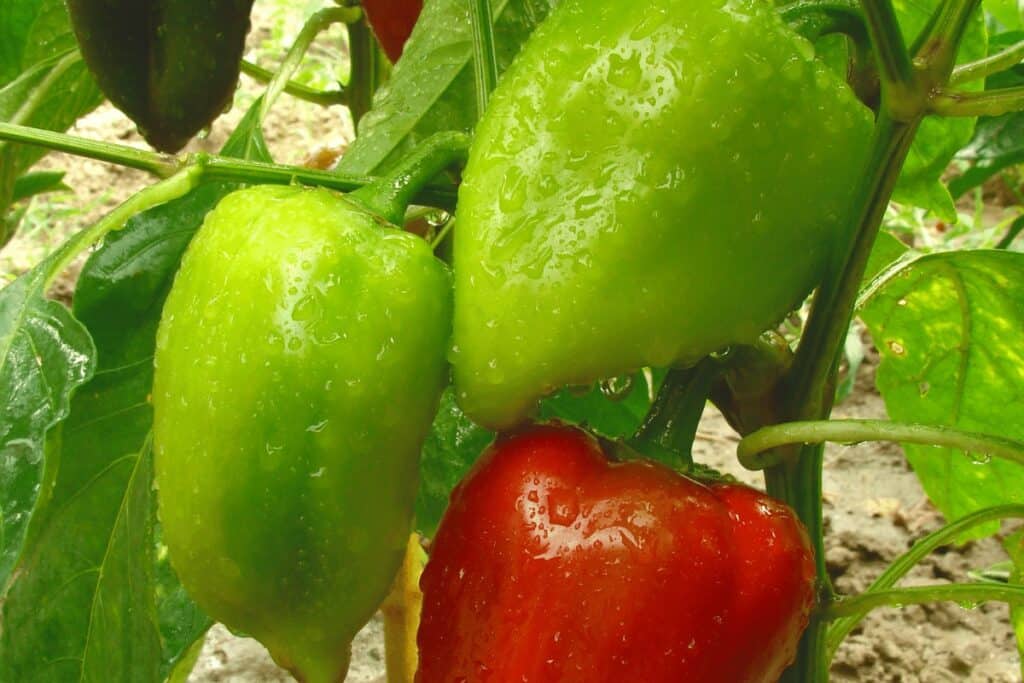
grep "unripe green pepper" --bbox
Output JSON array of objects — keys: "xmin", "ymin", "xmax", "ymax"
[
  {"xmin": 153, "ymin": 135, "xmax": 465, "ymax": 682},
  {"xmin": 66, "ymin": 0, "xmax": 254, "ymax": 151},
  {"xmin": 451, "ymin": 0, "xmax": 874, "ymax": 430}
]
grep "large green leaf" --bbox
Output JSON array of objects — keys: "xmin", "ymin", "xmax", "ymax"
[
  {"xmin": 336, "ymin": 0, "xmax": 554, "ymax": 175},
  {"xmin": 861, "ymin": 250, "xmax": 1024, "ymax": 535}
]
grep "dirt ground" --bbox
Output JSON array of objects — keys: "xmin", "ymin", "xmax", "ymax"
[{"xmin": 2, "ymin": 9, "xmax": 1019, "ymax": 683}]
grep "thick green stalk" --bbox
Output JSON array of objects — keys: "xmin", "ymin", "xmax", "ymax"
[{"xmin": 629, "ymin": 362, "xmax": 718, "ymax": 469}]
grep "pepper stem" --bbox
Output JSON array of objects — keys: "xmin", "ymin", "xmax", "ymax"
[{"xmin": 348, "ymin": 131, "xmax": 471, "ymax": 225}]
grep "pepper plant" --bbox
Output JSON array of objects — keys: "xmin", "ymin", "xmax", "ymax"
[{"xmin": 1, "ymin": 0, "xmax": 1024, "ymax": 681}]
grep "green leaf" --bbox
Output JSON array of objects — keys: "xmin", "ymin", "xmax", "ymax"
[
  {"xmin": 0, "ymin": 0, "xmax": 80, "ymax": 86},
  {"xmin": 1004, "ymin": 529, "xmax": 1024, "ymax": 678},
  {"xmin": 0, "ymin": 428, "xmax": 162, "ymax": 680},
  {"xmin": 156, "ymin": 522, "xmax": 212, "ymax": 681},
  {"xmin": 861, "ymin": 229, "xmax": 910, "ymax": 293},
  {"xmin": 336, "ymin": 0, "xmax": 554, "ymax": 175},
  {"xmin": 12, "ymin": 170, "xmax": 66, "ymax": 202},
  {"xmin": 949, "ymin": 31, "xmax": 1024, "ymax": 198},
  {"xmin": 0, "ymin": 0, "xmax": 103, "ymax": 241},
  {"xmin": 540, "ymin": 370, "xmax": 661, "ymax": 439},
  {"xmin": 891, "ymin": 0, "xmax": 987, "ymax": 217},
  {"xmin": 860, "ymin": 250, "xmax": 1024, "ymax": 537},
  {"xmin": 415, "ymin": 387, "xmax": 493, "ymax": 537},
  {"xmin": 0, "ymin": 251, "xmax": 95, "ymax": 588},
  {"xmin": 985, "ymin": 0, "xmax": 1023, "ymax": 31}
]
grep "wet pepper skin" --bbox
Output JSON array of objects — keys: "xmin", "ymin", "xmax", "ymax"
[
  {"xmin": 418, "ymin": 425, "xmax": 816, "ymax": 683},
  {"xmin": 452, "ymin": 0, "xmax": 874, "ymax": 429},
  {"xmin": 153, "ymin": 185, "xmax": 451, "ymax": 683}
]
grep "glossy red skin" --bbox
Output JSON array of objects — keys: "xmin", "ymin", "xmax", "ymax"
[
  {"xmin": 418, "ymin": 425, "xmax": 816, "ymax": 683},
  {"xmin": 362, "ymin": 0, "xmax": 423, "ymax": 62}
]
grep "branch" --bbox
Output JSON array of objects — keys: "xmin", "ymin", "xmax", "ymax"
[{"xmin": 739, "ymin": 419, "xmax": 1024, "ymax": 470}]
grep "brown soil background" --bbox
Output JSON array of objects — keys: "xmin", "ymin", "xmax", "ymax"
[{"xmin": 1, "ymin": 4, "xmax": 1019, "ymax": 680}]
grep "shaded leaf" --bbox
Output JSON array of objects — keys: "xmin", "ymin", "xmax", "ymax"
[
  {"xmin": 540, "ymin": 370, "xmax": 661, "ymax": 439},
  {"xmin": 12, "ymin": 170, "xmax": 66, "ymax": 202},
  {"xmin": 415, "ymin": 387, "xmax": 493, "ymax": 537}
]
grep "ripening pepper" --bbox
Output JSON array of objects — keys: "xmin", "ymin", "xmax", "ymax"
[
  {"xmin": 417, "ymin": 424, "xmax": 817, "ymax": 683},
  {"xmin": 153, "ymin": 175, "xmax": 453, "ymax": 682},
  {"xmin": 451, "ymin": 0, "xmax": 874, "ymax": 429},
  {"xmin": 66, "ymin": 0, "xmax": 255, "ymax": 151},
  {"xmin": 362, "ymin": 0, "xmax": 424, "ymax": 62}
]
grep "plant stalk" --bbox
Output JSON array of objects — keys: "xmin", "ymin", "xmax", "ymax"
[
  {"xmin": 0, "ymin": 122, "xmax": 460, "ymax": 210},
  {"xmin": 739, "ymin": 419, "xmax": 1024, "ymax": 470}
]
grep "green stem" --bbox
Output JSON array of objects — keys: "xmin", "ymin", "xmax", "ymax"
[
  {"xmin": 347, "ymin": 17, "xmax": 388, "ymax": 127},
  {"xmin": 777, "ymin": 47, "xmax": 924, "ymax": 683},
  {"xmin": 785, "ymin": 115, "xmax": 920, "ymax": 425},
  {"xmin": 240, "ymin": 60, "xmax": 347, "ymax": 107},
  {"xmin": 629, "ymin": 361, "xmax": 718, "ymax": 469},
  {"xmin": 469, "ymin": 0, "xmax": 499, "ymax": 117},
  {"xmin": 0, "ymin": 122, "xmax": 459, "ymax": 209},
  {"xmin": 348, "ymin": 132, "xmax": 470, "ymax": 224},
  {"xmin": 951, "ymin": 39, "xmax": 1024, "ymax": 85},
  {"xmin": 0, "ymin": 121, "xmax": 176, "ymax": 177},
  {"xmin": 931, "ymin": 86, "xmax": 1024, "ymax": 117},
  {"xmin": 827, "ymin": 505, "xmax": 1024, "ymax": 654},
  {"xmin": 859, "ymin": 0, "xmax": 914, "ymax": 91},
  {"xmin": 739, "ymin": 419, "xmax": 1024, "ymax": 470},
  {"xmin": 996, "ymin": 215, "xmax": 1024, "ymax": 250},
  {"xmin": 42, "ymin": 166, "xmax": 204, "ymax": 289},
  {"xmin": 825, "ymin": 583, "xmax": 1024, "ymax": 620},
  {"xmin": 769, "ymin": 443, "xmax": 830, "ymax": 683},
  {"xmin": 913, "ymin": 0, "xmax": 982, "ymax": 77},
  {"xmin": 259, "ymin": 7, "xmax": 358, "ymax": 123}
]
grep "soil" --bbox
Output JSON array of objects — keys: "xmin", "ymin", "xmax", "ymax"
[{"xmin": 1, "ymin": 5, "xmax": 1019, "ymax": 682}]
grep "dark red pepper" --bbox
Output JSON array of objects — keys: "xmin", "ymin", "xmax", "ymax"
[
  {"xmin": 362, "ymin": 0, "xmax": 423, "ymax": 62},
  {"xmin": 418, "ymin": 424, "xmax": 816, "ymax": 683}
]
